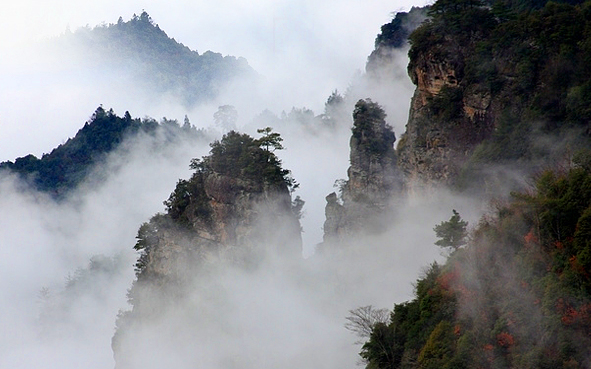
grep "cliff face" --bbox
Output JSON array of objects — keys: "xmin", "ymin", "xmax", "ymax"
[
  {"xmin": 393, "ymin": 2, "xmax": 591, "ymax": 189},
  {"xmin": 397, "ymin": 34, "xmax": 495, "ymax": 186},
  {"xmin": 322, "ymin": 99, "xmax": 404, "ymax": 244},
  {"xmin": 112, "ymin": 131, "xmax": 301, "ymax": 367}
]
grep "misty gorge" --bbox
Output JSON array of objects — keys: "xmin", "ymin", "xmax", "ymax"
[{"xmin": 2, "ymin": 0, "xmax": 591, "ymax": 368}]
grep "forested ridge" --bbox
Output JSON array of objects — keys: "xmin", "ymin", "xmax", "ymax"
[
  {"xmin": 379, "ymin": 0, "xmax": 591, "ymax": 190},
  {"xmin": 0, "ymin": 106, "xmax": 204, "ymax": 197}
]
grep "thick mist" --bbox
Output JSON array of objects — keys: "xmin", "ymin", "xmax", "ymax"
[
  {"xmin": 0, "ymin": 131, "xmax": 209, "ymax": 367},
  {"xmin": 0, "ymin": 3, "xmax": 492, "ymax": 368}
]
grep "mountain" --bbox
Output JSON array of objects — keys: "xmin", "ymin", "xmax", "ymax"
[
  {"xmin": 9, "ymin": 3, "xmax": 591, "ymax": 367},
  {"xmin": 111, "ymin": 129, "xmax": 302, "ymax": 367},
  {"xmin": 55, "ymin": 11, "xmax": 255, "ymax": 107},
  {"xmin": 366, "ymin": 6, "xmax": 428, "ymax": 78},
  {"xmin": 353, "ymin": 0, "xmax": 591, "ymax": 367},
  {"xmin": 0, "ymin": 106, "xmax": 206, "ymax": 197},
  {"xmin": 374, "ymin": 0, "xmax": 591, "ymax": 193},
  {"xmin": 359, "ymin": 159, "xmax": 591, "ymax": 369},
  {"xmin": 322, "ymin": 98, "xmax": 404, "ymax": 246}
]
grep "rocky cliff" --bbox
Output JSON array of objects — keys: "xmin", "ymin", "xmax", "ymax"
[
  {"xmin": 397, "ymin": 29, "xmax": 495, "ymax": 186},
  {"xmin": 112, "ymin": 130, "xmax": 301, "ymax": 367},
  {"xmin": 322, "ymin": 0, "xmax": 591, "ymax": 243},
  {"xmin": 322, "ymin": 99, "xmax": 404, "ymax": 245},
  {"xmin": 392, "ymin": 1, "xmax": 591, "ymax": 190}
]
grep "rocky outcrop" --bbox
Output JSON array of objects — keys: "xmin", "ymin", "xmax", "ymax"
[
  {"xmin": 397, "ymin": 33, "xmax": 495, "ymax": 186},
  {"xmin": 112, "ymin": 131, "xmax": 302, "ymax": 367},
  {"xmin": 322, "ymin": 99, "xmax": 404, "ymax": 245}
]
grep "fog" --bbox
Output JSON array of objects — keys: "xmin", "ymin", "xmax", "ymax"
[
  {"xmin": 0, "ymin": 0, "xmax": 428, "ymax": 160},
  {"xmin": 0, "ymin": 1, "xmax": 494, "ymax": 368},
  {"xmin": 0, "ymin": 127, "xmax": 484, "ymax": 368},
  {"xmin": 0, "ymin": 131, "xmax": 209, "ymax": 367}
]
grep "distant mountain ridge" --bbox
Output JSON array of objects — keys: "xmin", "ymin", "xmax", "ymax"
[{"xmin": 55, "ymin": 11, "xmax": 255, "ymax": 106}]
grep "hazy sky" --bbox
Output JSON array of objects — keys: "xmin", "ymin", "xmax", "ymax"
[{"xmin": 0, "ymin": 0, "xmax": 430, "ymax": 161}]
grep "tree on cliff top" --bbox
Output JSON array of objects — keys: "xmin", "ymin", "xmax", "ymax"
[
  {"xmin": 351, "ymin": 99, "xmax": 396, "ymax": 157},
  {"xmin": 189, "ymin": 129, "xmax": 296, "ymax": 191},
  {"xmin": 256, "ymin": 127, "xmax": 284, "ymax": 153}
]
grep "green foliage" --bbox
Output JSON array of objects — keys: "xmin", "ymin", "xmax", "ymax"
[
  {"xmin": 360, "ymin": 322, "xmax": 399, "ymax": 369},
  {"xmin": 469, "ymin": 109, "xmax": 531, "ymax": 163},
  {"xmin": 434, "ymin": 210, "xmax": 469, "ymax": 250},
  {"xmin": 566, "ymin": 81, "xmax": 591, "ymax": 124},
  {"xmin": 359, "ymin": 262, "xmax": 459, "ymax": 369},
  {"xmin": 533, "ymin": 168, "xmax": 591, "ymax": 244},
  {"xmin": 162, "ymin": 129, "xmax": 297, "ymax": 229},
  {"xmin": 163, "ymin": 173, "xmax": 212, "ymax": 226},
  {"xmin": 427, "ymin": 0, "xmax": 496, "ymax": 37},
  {"xmin": 359, "ymin": 165, "xmax": 591, "ymax": 368},
  {"xmin": 374, "ymin": 8, "xmax": 427, "ymax": 49},
  {"xmin": 418, "ymin": 321, "xmax": 454, "ymax": 369},
  {"xmin": 256, "ymin": 127, "xmax": 284, "ymax": 152},
  {"xmin": 408, "ymin": 21, "xmax": 443, "ymax": 62},
  {"xmin": 406, "ymin": 0, "xmax": 591, "ymax": 180},
  {"xmin": 417, "ymin": 0, "xmax": 496, "ymax": 44},
  {"xmin": 0, "ymin": 106, "xmax": 138, "ymax": 196},
  {"xmin": 133, "ymin": 214, "xmax": 172, "ymax": 275},
  {"xmin": 345, "ymin": 306, "xmax": 391, "ymax": 353},
  {"xmin": 352, "ymin": 99, "xmax": 396, "ymax": 157},
  {"xmin": 428, "ymin": 86, "xmax": 465, "ymax": 122},
  {"xmin": 190, "ymin": 129, "xmax": 295, "ymax": 191}
]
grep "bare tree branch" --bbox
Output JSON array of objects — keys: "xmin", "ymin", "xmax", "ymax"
[{"xmin": 345, "ymin": 305, "xmax": 390, "ymax": 343}]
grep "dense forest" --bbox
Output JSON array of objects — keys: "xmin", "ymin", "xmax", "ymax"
[{"xmin": 359, "ymin": 156, "xmax": 591, "ymax": 369}]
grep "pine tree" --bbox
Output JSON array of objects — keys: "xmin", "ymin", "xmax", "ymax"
[{"xmin": 433, "ymin": 209, "xmax": 468, "ymax": 250}]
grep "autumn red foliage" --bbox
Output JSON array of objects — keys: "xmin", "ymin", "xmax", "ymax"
[{"xmin": 496, "ymin": 332, "xmax": 515, "ymax": 348}]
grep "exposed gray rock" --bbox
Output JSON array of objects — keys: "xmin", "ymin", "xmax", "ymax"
[{"xmin": 321, "ymin": 99, "xmax": 404, "ymax": 247}]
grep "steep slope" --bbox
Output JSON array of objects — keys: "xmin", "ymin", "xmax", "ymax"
[
  {"xmin": 359, "ymin": 156, "xmax": 591, "ymax": 369},
  {"xmin": 365, "ymin": 6, "xmax": 428, "ymax": 78},
  {"xmin": 352, "ymin": 1, "xmax": 591, "ymax": 367},
  {"xmin": 112, "ymin": 130, "xmax": 302, "ymax": 367},
  {"xmin": 55, "ymin": 11, "xmax": 254, "ymax": 106}
]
